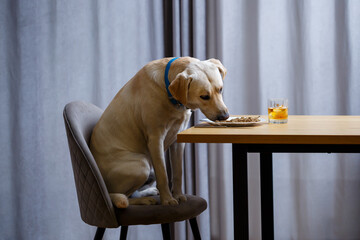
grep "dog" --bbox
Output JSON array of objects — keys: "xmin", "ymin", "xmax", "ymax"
[{"xmin": 90, "ymin": 57, "xmax": 229, "ymax": 208}]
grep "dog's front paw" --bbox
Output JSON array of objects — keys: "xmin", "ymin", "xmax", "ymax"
[
  {"xmin": 173, "ymin": 194, "xmax": 187, "ymax": 203},
  {"xmin": 161, "ymin": 196, "xmax": 179, "ymax": 206}
]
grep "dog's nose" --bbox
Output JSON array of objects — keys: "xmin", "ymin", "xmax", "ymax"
[{"xmin": 216, "ymin": 111, "xmax": 229, "ymax": 121}]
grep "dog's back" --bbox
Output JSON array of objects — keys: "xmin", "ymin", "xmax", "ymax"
[
  {"xmin": 89, "ymin": 57, "xmax": 228, "ymax": 208},
  {"xmin": 90, "ymin": 58, "xmax": 192, "ymax": 166}
]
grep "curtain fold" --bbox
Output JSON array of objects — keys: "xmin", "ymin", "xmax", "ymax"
[
  {"xmin": 166, "ymin": 1, "xmax": 212, "ymax": 239},
  {"xmin": 172, "ymin": 0, "xmax": 360, "ymax": 239}
]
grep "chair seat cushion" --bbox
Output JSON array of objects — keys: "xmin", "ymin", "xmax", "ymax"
[{"xmin": 115, "ymin": 195, "xmax": 207, "ymax": 226}]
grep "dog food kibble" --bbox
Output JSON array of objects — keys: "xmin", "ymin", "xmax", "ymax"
[{"xmin": 215, "ymin": 116, "xmax": 261, "ymax": 123}]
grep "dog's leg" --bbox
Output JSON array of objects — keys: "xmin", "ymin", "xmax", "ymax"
[
  {"xmin": 106, "ymin": 152, "xmax": 157, "ymax": 207},
  {"xmin": 128, "ymin": 196, "xmax": 158, "ymax": 205},
  {"xmin": 131, "ymin": 169, "xmax": 159, "ymax": 198},
  {"xmin": 169, "ymin": 142, "xmax": 187, "ymax": 202},
  {"xmin": 148, "ymin": 136, "xmax": 178, "ymax": 206},
  {"xmin": 111, "ymin": 193, "xmax": 157, "ymax": 208}
]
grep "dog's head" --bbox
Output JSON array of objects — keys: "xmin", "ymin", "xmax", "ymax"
[{"xmin": 169, "ymin": 58, "xmax": 229, "ymax": 121}]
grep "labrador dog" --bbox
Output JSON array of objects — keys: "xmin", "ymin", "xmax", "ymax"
[{"xmin": 90, "ymin": 57, "xmax": 229, "ymax": 208}]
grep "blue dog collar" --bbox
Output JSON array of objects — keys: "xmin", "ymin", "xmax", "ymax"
[{"xmin": 164, "ymin": 57, "xmax": 183, "ymax": 107}]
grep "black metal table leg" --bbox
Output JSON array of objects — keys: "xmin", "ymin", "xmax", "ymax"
[
  {"xmin": 232, "ymin": 144, "xmax": 249, "ymax": 239},
  {"xmin": 260, "ymin": 152, "xmax": 274, "ymax": 240}
]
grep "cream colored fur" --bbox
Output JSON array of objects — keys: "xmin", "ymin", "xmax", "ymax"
[{"xmin": 90, "ymin": 57, "xmax": 229, "ymax": 208}]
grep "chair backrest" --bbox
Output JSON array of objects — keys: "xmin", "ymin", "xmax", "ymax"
[{"xmin": 63, "ymin": 101, "xmax": 119, "ymax": 228}]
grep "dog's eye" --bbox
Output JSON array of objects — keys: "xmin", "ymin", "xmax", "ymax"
[
  {"xmin": 219, "ymin": 88, "xmax": 223, "ymax": 93},
  {"xmin": 200, "ymin": 95, "xmax": 210, "ymax": 100}
]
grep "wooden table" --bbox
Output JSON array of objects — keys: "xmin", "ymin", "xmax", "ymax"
[{"xmin": 177, "ymin": 116, "xmax": 360, "ymax": 240}]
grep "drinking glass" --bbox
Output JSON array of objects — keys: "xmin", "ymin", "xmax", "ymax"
[{"xmin": 268, "ymin": 98, "xmax": 288, "ymax": 124}]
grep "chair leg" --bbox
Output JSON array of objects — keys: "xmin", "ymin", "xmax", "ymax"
[
  {"xmin": 189, "ymin": 218, "xmax": 201, "ymax": 240},
  {"xmin": 120, "ymin": 226, "xmax": 128, "ymax": 240},
  {"xmin": 161, "ymin": 223, "xmax": 171, "ymax": 240},
  {"xmin": 94, "ymin": 227, "xmax": 106, "ymax": 240}
]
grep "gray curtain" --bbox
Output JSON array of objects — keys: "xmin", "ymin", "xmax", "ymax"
[
  {"xmin": 1, "ymin": 0, "xmax": 360, "ymax": 240},
  {"xmin": 209, "ymin": 0, "xmax": 360, "ymax": 239},
  {"xmin": 1, "ymin": 1, "xmax": 166, "ymax": 239},
  {"xmin": 174, "ymin": 0, "xmax": 360, "ymax": 239}
]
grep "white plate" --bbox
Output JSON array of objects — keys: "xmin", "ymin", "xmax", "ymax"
[{"xmin": 200, "ymin": 116, "xmax": 267, "ymax": 127}]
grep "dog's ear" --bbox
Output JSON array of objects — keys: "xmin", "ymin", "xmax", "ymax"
[
  {"xmin": 169, "ymin": 73, "xmax": 192, "ymax": 105},
  {"xmin": 207, "ymin": 58, "xmax": 227, "ymax": 80}
]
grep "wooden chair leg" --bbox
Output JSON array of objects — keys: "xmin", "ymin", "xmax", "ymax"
[
  {"xmin": 120, "ymin": 226, "xmax": 128, "ymax": 240},
  {"xmin": 189, "ymin": 218, "xmax": 201, "ymax": 240},
  {"xmin": 161, "ymin": 223, "xmax": 171, "ymax": 240},
  {"xmin": 94, "ymin": 227, "xmax": 106, "ymax": 240}
]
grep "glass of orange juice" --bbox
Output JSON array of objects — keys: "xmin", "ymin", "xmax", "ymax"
[{"xmin": 268, "ymin": 98, "xmax": 288, "ymax": 124}]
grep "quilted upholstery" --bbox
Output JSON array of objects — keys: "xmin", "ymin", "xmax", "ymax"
[
  {"xmin": 63, "ymin": 101, "xmax": 207, "ymax": 229},
  {"xmin": 63, "ymin": 101, "xmax": 119, "ymax": 228}
]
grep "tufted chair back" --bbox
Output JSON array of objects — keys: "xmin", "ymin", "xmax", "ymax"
[{"xmin": 63, "ymin": 101, "xmax": 119, "ymax": 228}]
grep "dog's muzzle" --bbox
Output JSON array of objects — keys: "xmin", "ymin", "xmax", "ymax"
[{"xmin": 216, "ymin": 111, "xmax": 230, "ymax": 121}]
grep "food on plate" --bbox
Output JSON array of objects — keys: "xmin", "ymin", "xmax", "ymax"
[{"xmin": 215, "ymin": 116, "xmax": 261, "ymax": 123}]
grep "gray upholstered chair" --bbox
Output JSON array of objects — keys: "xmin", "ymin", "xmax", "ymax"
[{"xmin": 63, "ymin": 101, "xmax": 207, "ymax": 240}]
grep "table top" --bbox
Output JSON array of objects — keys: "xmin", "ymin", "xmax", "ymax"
[{"xmin": 177, "ymin": 115, "xmax": 360, "ymax": 145}]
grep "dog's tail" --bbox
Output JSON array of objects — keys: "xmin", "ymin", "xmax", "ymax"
[{"xmin": 110, "ymin": 193, "xmax": 129, "ymax": 208}]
